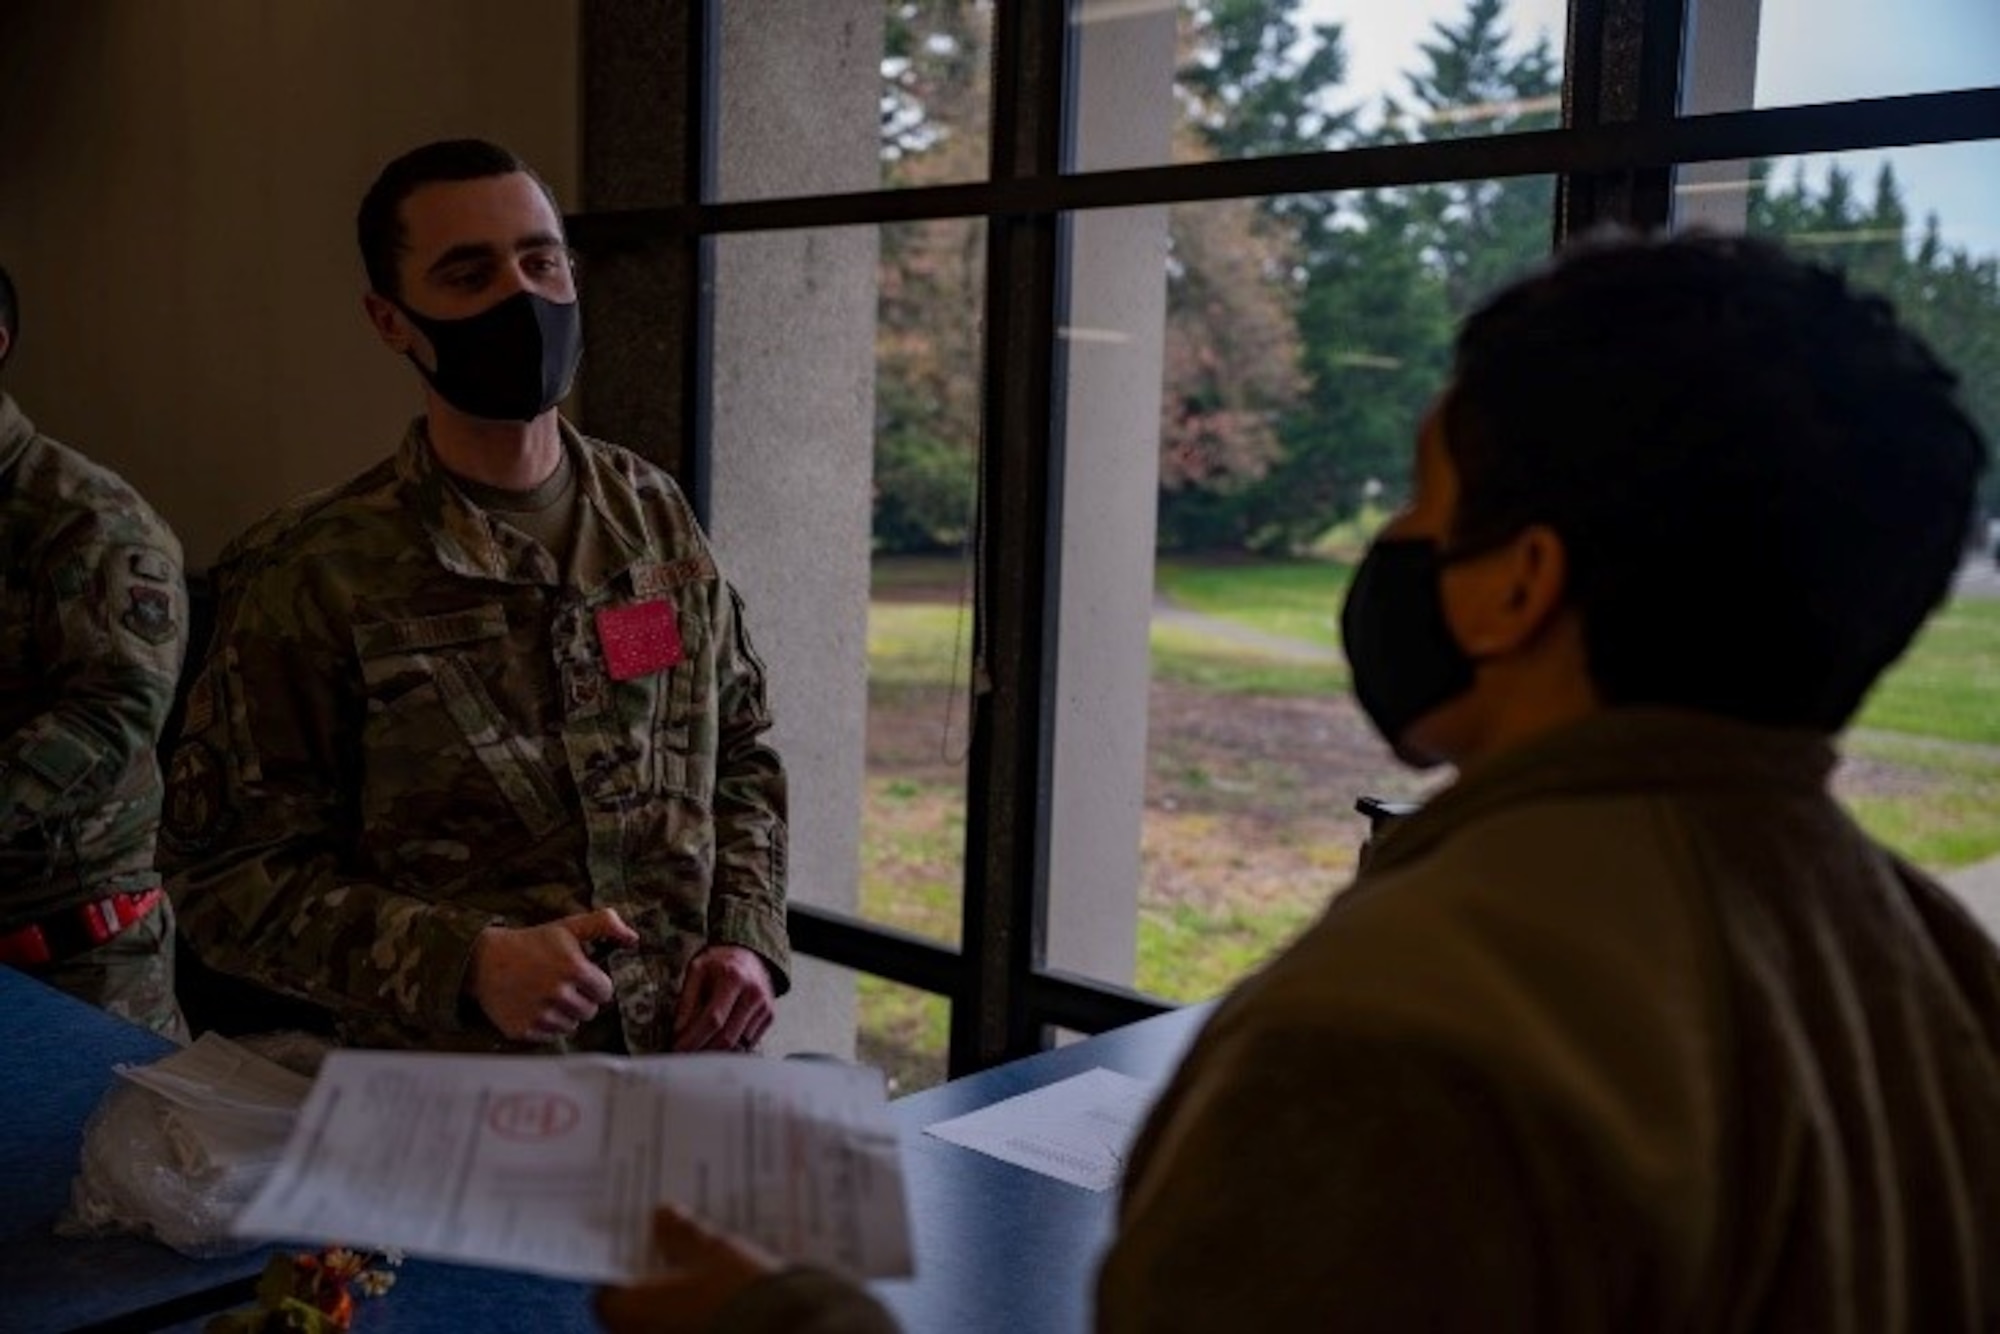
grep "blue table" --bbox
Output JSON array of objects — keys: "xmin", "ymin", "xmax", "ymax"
[
  {"xmin": 870, "ymin": 1010, "xmax": 1208, "ymax": 1334},
  {"xmin": 9, "ymin": 962, "xmax": 1210, "ymax": 1334},
  {"xmin": 227, "ymin": 1009, "xmax": 1208, "ymax": 1334},
  {"xmin": 0, "ymin": 967, "xmax": 274, "ymax": 1334}
]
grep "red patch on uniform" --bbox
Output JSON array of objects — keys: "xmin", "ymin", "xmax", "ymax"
[{"xmin": 595, "ymin": 600, "xmax": 683, "ymax": 681}]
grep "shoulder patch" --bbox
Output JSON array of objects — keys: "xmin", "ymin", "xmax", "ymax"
[{"xmin": 121, "ymin": 584, "xmax": 177, "ymax": 644}]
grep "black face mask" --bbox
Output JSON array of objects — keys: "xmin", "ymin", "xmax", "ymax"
[
  {"xmin": 1340, "ymin": 537, "xmax": 1478, "ymax": 765},
  {"xmin": 398, "ymin": 290, "xmax": 582, "ymax": 423}
]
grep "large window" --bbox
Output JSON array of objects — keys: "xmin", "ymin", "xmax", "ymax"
[{"xmin": 576, "ymin": 0, "xmax": 2000, "ymax": 1076}]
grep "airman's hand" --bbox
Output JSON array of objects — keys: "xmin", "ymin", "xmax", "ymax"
[
  {"xmin": 468, "ymin": 908, "xmax": 640, "ymax": 1042},
  {"xmin": 673, "ymin": 945, "xmax": 776, "ymax": 1052}
]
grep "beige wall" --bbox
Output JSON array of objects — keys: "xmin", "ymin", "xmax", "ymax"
[{"xmin": 0, "ymin": 0, "xmax": 579, "ymax": 568}]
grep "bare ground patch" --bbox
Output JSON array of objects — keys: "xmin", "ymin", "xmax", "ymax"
[{"xmin": 858, "ymin": 672, "xmax": 1959, "ymax": 1088}]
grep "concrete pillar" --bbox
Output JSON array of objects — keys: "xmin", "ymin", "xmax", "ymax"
[
  {"xmin": 706, "ymin": 0, "xmax": 882, "ymax": 1057},
  {"xmin": 1042, "ymin": 0, "xmax": 1176, "ymax": 989}
]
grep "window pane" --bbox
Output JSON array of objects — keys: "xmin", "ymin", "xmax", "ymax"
[
  {"xmin": 1067, "ymin": 0, "xmax": 1567, "ymax": 174},
  {"xmin": 1672, "ymin": 142, "xmax": 2000, "ymax": 878},
  {"xmin": 712, "ymin": 216, "xmax": 981, "ymax": 957},
  {"xmin": 715, "ymin": 1, "xmax": 994, "ymax": 202},
  {"xmin": 852, "ymin": 966, "xmax": 952, "ymax": 1095},
  {"xmin": 1044, "ymin": 179, "xmax": 1553, "ymax": 1003},
  {"xmin": 1684, "ymin": 0, "xmax": 2000, "ymax": 115},
  {"xmin": 869, "ymin": 218, "xmax": 983, "ymax": 953}
]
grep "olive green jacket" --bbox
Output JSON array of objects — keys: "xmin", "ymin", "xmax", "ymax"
[{"xmin": 1101, "ymin": 710, "xmax": 2000, "ymax": 1332}]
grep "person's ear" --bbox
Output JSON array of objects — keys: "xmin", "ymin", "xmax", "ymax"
[
  {"xmin": 1451, "ymin": 523, "xmax": 1569, "ymax": 657},
  {"xmin": 362, "ymin": 291, "xmax": 416, "ymax": 356},
  {"xmin": 0, "ymin": 324, "xmax": 12, "ymax": 367}
]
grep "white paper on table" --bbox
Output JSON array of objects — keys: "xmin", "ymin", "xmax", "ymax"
[
  {"xmin": 228, "ymin": 1051, "xmax": 913, "ymax": 1285},
  {"xmin": 922, "ymin": 1067, "xmax": 1158, "ymax": 1193}
]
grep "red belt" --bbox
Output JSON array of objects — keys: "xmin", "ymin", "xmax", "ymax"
[{"xmin": 0, "ymin": 888, "xmax": 163, "ymax": 968}]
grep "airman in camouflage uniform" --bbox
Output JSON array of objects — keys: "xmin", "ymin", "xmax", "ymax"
[
  {"xmin": 0, "ymin": 264, "xmax": 191, "ymax": 1040},
  {"xmin": 165, "ymin": 140, "xmax": 789, "ymax": 1054}
]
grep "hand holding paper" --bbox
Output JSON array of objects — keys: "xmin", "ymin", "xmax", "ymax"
[{"xmin": 230, "ymin": 1050, "xmax": 913, "ymax": 1285}]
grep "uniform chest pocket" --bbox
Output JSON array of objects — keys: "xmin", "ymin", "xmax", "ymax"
[{"xmin": 353, "ymin": 606, "xmax": 568, "ymax": 838}]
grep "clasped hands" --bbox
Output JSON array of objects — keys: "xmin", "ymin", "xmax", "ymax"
[{"xmin": 467, "ymin": 908, "xmax": 775, "ymax": 1050}]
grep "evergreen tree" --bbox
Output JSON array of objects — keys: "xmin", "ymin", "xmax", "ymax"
[
  {"xmin": 1394, "ymin": 0, "xmax": 1562, "ymax": 316},
  {"xmin": 1178, "ymin": 0, "xmax": 1353, "ymax": 164},
  {"xmin": 1751, "ymin": 157, "xmax": 2000, "ymax": 520},
  {"xmin": 1189, "ymin": 0, "xmax": 1564, "ymax": 552}
]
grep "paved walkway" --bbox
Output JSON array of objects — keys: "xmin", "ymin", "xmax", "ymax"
[
  {"xmin": 1150, "ymin": 600, "xmax": 1340, "ymax": 663},
  {"xmin": 1953, "ymin": 552, "xmax": 2000, "ymax": 600},
  {"xmin": 1944, "ymin": 856, "xmax": 2000, "ymax": 943}
]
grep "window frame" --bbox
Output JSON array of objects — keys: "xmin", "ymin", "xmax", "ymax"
[{"xmin": 568, "ymin": 0, "xmax": 2000, "ymax": 1077}]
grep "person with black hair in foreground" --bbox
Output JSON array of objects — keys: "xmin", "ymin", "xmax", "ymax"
[{"xmin": 598, "ymin": 232, "xmax": 2000, "ymax": 1333}]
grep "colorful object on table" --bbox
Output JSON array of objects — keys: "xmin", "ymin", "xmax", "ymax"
[{"xmin": 204, "ymin": 1246, "xmax": 401, "ymax": 1333}]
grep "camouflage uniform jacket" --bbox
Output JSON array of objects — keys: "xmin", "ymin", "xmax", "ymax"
[
  {"xmin": 165, "ymin": 420, "xmax": 789, "ymax": 1052},
  {"xmin": 0, "ymin": 393, "xmax": 187, "ymax": 929}
]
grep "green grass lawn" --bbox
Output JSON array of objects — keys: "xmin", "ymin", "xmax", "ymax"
[
  {"xmin": 858, "ymin": 557, "xmax": 2000, "ymax": 1090},
  {"xmin": 1135, "ymin": 900, "xmax": 1319, "ymax": 1003},
  {"xmin": 867, "ymin": 603, "xmax": 972, "ymax": 687},
  {"xmin": 870, "ymin": 566, "xmax": 1348, "ymax": 696},
  {"xmin": 1842, "ymin": 731, "xmax": 2000, "ymax": 870},
  {"xmin": 1856, "ymin": 596, "xmax": 2000, "ymax": 747},
  {"xmin": 1155, "ymin": 557, "xmax": 2000, "ymax": 750},
  {"xmin": 1155, "ymin": 558, "xmax": 1349, "ymax": 650},
  {"xmin": 1148, "ymin": 620, "xmax": 1346, "ymax": 695}
]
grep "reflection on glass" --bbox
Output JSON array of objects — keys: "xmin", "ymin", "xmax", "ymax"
[
  {"xmin": 1673, "ymin": 143, "xmax": 2000, "ymax": 878},
  {"xmin": 1153, "ymin": 0, "xmax": 1565, "ymax": 169}
]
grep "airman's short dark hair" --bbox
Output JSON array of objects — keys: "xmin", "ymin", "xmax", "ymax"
[{"xmin": 355, "ymin": 139, "xmax": 561, "ymax": 299}]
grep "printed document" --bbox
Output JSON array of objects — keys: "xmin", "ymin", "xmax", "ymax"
[
  {"xmin": 924, "ymin": 1067, "xmax": 1157, "ymax": 1192},
  {"xmin": 231, "ymin": 1051, "xmax": 913, "ymax": 1284}
]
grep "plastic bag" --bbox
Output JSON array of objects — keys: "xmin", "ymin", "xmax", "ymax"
[{"xmin": 58, "ymin": 1030, "xmax": 331, "ymax": 1258}]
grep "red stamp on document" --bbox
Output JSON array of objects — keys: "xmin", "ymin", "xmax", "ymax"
[
  {"xmin": 487, "ymin": 1091, "xmax": 581, "ymax": 1141},
  {"xmin": 595, "ymin": 599, "xmax": 684, "ymax": 681}
]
